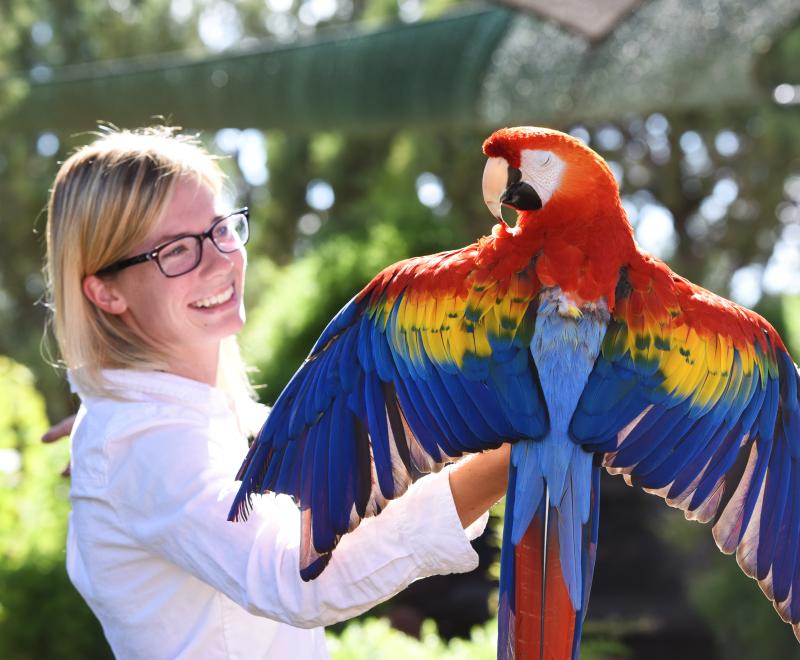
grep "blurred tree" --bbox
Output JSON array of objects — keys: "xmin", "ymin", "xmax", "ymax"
[
  {"xmin": 0, "ymin": 356, "xmax": 111, "ymax": 659},
  {"xmin": 0, "ymin": 0, "xmax": 465, "ymax": 419},
  {"xmin": 0, "ymin": 0, "xmax": 208, "ymax": 421},
  {"xmin": 0, "ymin": 356, "xmax": 68, "ymax": 562}
]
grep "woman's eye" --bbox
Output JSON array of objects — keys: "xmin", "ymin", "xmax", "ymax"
[{"xmin": 163, "ymin": 244, "xmax": 188, "ymax": 259}]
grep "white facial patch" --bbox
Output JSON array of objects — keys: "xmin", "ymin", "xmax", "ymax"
[{"xmin": 519, "ymin": 149, "xmax": 566, "ymax": 206}]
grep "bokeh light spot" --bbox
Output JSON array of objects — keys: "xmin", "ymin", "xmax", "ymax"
[
  {"xmin": 416, "ymin": 172, "xmax": 445, "ymax": 208},
  {"xmin": 36, "ymin": 132, "xmax": 59, "ymax": 157},
  {"xmin": 306, "ymin": 179, "xmax": 335, "ymax": 210}
]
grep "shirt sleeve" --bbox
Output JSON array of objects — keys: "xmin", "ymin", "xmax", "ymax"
[{"xmin": 109, "ymin": 422, "xmax": 487, "ymax": 629}]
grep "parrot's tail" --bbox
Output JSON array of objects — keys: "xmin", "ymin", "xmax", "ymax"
[{"xmin": 498, "ymin": 462, "xmax": 601, "ymax": 660}]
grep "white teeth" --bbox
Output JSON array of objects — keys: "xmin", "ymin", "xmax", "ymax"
[{"xmin": 191, "ymin": 285, "xmax": 234, "ymax": 309}]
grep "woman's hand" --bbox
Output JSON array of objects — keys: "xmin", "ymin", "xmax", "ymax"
[
  {"xmin": 41, "ymin": 413, "xmax": 76, "ymax": 477},
  {"xmin": 448, "ymin": 443, "xmax": 510, "ymax": 528}
]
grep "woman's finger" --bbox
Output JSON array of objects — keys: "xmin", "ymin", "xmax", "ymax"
[{"xmin": 41, "ymin": 414, "xmax": 77, "ymax": 443}]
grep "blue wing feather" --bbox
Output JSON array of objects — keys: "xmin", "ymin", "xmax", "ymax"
[
  {"xmin": 311, "ymin": 410, "xmax": 335, "ymax": 553},
  {"xmin": 568, "ymin": 263, "xmax": 800, "ymax": 637},
  {"xmin": 489, "ymin": 350, "xmax": 549, "ymax": 437},
  {"xmin": 758, "ymin": 370, "xmax": 781, "ymax": 440},
  {"xmin": 364, "ymin": 370, "xmax": 394, "ymax": 499},
  {"xmin": 611, "ymin": 404, "xmax": 689, "ymax": 466},
  {"xmin": 328, "ymin": 396, "xmax": 355, "ymax": 534},
  {"xmin": 312, "ymin": 347, "xmax": 337, "ymax": 416},
  {"xmin": 757, "ymin": 436, "xmax": 791, "ymax": 579},
  {"xmin": 392, "ymin": 376, "xmax": 447, "ymax": 461},
  {"xmin": 637, "ymin": 413, "xmax": 728, "ymax": 489},
  {"xmin": 274, "ymin": 436, "xmax": 301, "ymax": 494},
  {"xmin": 299, "ymin": 423, "xmax": 318, "ymax": 507},
  {"xmin": 337, "ymin": 327, "xmax": 360, "ymax": 391},
  {"xmin": 371, "ymin": 320, "xmax": 396, "ymax": 382},
  {"xmin": 773, "ymin": 461, "xmax": 800, "ymax": 601},
  {"xmin": 686, "ymin": 423, "xmax": 747, "ymax": 511},
  {"xmin": 229, "ymin": 260, "xmax": 549, "ymax": 581},
  {"xmin": 425, "ymin": 367, "xmax": 490, "ymax": 450},
  {"xmin": 401, "ymin": 366, "xmax": 467, "ymax": 455},
  {"xmin": 438, "ymin": 371, "xmax": 497, "ymax": 440}
]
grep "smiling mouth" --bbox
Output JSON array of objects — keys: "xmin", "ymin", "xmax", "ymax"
[{"xmin": 190, "ymin": 284, "xmax": 235, "ymax": 309}]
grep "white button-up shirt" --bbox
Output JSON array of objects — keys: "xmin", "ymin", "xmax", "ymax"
[{"xmin": 66, "ymin": 370, "xmax": 487, "ymax": 659}]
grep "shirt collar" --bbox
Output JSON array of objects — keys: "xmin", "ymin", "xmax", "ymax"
[{"xmin": 73, "ymin": 368, "xmax": 232, "ymax": 414}]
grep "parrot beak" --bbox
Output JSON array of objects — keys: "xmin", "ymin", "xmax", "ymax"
[
  {"xmin": 482, "ymin": 156, "xmax": 509, "ymax": 223},
  {"xmin": 482, "ymin": 157, "xmax": 544, "ymax": 225}
]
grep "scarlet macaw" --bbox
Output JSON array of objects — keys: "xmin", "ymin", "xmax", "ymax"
[{"xmin": 230, "ymin": 127, "xmax": 800, "ymax": 659}]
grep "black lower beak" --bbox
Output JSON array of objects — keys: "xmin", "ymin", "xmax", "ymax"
[{"xmin": 501, "ymin": 182, "xmax": 542, "ymax": 211}]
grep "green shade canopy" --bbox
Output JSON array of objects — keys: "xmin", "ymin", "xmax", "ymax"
[{"xmin": 3, "ymin": 0, "xmax": 799, "ymax": 133}]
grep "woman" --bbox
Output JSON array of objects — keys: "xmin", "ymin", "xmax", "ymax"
[{"xmin": 44, "ymin": 126, "xmax": 509, "ymax": 659}]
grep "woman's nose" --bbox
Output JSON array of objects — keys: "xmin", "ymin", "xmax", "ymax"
[{"xmin": 198, "ymin": 238, "xmax": 235, "ymax": 275}]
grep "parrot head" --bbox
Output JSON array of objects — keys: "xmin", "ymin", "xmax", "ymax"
[{"xmin": 482, "ymin": 126, "xmax": 621, "ymax": 227}]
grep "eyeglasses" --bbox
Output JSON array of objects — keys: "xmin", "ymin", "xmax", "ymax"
[{"xmin": 96, "ymin": 208, "xmax": 249, "ymax": 278}]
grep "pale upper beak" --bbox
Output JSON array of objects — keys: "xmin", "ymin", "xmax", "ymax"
[{"xmin": 482, "ymin": 156, "xmax": 509, "ymax": 223}]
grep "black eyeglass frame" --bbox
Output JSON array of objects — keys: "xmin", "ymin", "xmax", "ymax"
[{"xmin": 95, "ymin": 208, "xmax": 249, "ymax": 278}]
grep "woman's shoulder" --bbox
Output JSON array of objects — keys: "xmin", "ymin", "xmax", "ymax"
[
  {"xmin": 77, "ymin": 388, "xmax": 211, "ymax": 446},
  {"xmin": 71, "ymin": 369, "xmax": 253, "ymax": 480},
  {"xmin": 71, "ymin": 395, "xmax": 247, "ymax": 496},
  {"xmin": 73, "ymin": 372, "xmax": 226, "ymax": 460},
  {"xmin": 87, "ymin": 369, "xmax": 229, "ymax": 408},
  {"xmin": 71, "ymin": 396, "xmax": 209, "ymax": 473},
  {"xmin": 80, "ymin": 368, "xmax": 234, "ymax": 428}
]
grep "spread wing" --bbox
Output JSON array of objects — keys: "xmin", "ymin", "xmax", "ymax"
[
  {"xmin": 571, "ymin": 254, "xmax": 800, "ymax": 636},
  {"xmin": 229, "ymin": 244, "xmax": 549, "ymax": 579}
]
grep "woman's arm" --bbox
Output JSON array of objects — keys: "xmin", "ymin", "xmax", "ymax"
[
  {"xmin": 103, "ymin": 418, "xmax": 508, "ymax": 630},
  {"xmin": 449, "ymin": 444, "xmax": 510, "ymax": 528}
]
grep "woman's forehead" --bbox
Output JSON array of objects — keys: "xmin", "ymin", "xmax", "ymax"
[{"xmin": 141, "ymin": 179, "xmax": 220, "ymax": 249}]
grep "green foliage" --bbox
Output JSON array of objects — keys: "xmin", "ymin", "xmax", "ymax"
[
  {"xmin": 327, "ymin": 618, "xmax": 497, "ymax": 660},
  {"xmin": 690, "ymin": 553, "xmax": 800, "ymax": 660},
  {"xmin": 0, "ymin": 562, "xmax": 111, "ymax": 660},
  {"xmin": 656, "ymin": 494, "xmax": 800, "ymax": 659},
  {"xmin": 241, "ymin": 223, "xmax": 411, "ymax": 400},
  {"xmin": 0, "ymin": 356, "xmax": 68, "ymax": 563},
  {"xmin": 326, "ymin": 616, "xmax": 631, "ymax": 659},
  {"xmin": 781, "ymin": 295, "xmax": 800, "ymax": 358},
  {"xmin": 0, "ymin": 356, "xmax": 111, "ymax": 659},
  {"xmin": 758, "ymin": 22, "xmax": 800, "ymax": 87}
]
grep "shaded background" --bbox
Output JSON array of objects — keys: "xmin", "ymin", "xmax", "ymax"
[{"xmin": 1, "ymin": 0, "xmax": 800, "ymax": 657}]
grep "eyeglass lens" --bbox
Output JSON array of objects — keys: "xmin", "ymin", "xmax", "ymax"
[{"xmin": 158, "ymin": 212, "xmax": 248, "ymax": 277}]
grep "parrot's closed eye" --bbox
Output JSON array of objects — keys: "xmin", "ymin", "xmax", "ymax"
[{"xmin": 532, "ymin": 151, "xmax": 552, "ymax": 167}]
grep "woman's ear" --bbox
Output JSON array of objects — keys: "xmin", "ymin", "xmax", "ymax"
[{"xmin": 82, "ymin": 275, "xmax": 128, "ymax": 315}]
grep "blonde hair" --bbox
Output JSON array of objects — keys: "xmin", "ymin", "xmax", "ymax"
[{"xmin": 44, "ymin": 125, "xmax": 254, "ymax": 404}]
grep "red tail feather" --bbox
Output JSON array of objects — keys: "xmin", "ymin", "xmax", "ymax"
[{"xmin": 515, "ymin": 514, "xmax": 577, "ymax": 659}]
